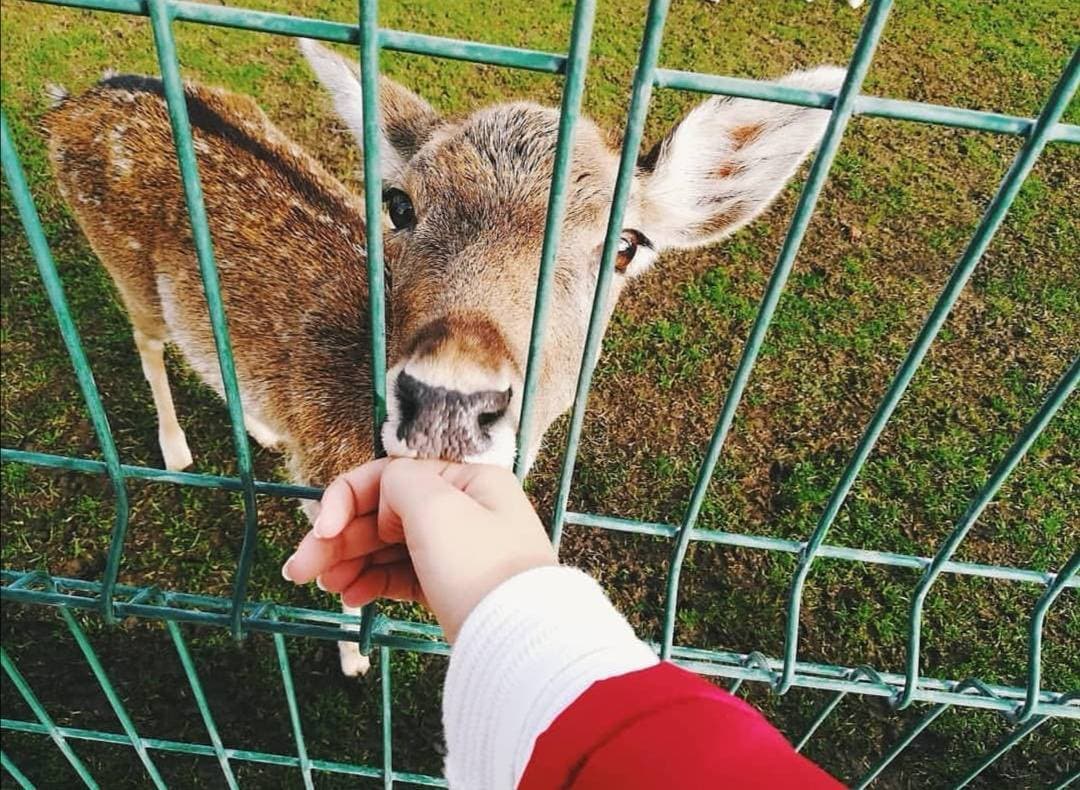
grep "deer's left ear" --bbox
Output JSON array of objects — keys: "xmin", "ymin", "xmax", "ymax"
[
  {"xmin": 299, "ymin": 39, "xmax": 442, "ymax": 179},
  {"xmin": 633, "ymin": 66, "xmax": 846, "ymax": 252}
]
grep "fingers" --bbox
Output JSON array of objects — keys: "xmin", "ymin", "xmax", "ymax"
[
  {"xmin": 341, "ymin": 562, "xmax": 425, "ymax": 608},
  {"xmin": 283, "ymin": 512, "xmax": 383, "ymax": 583},
  {"xmin": 317, "ymin": 545, "xmax": 409, "ymax": 593},
  {"xmin": 313, "ymin": 458, "xmax": 392, "ymax": 539}
]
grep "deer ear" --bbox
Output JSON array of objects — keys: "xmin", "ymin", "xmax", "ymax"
[
  {"xmin": 299, "ymin": 39, "xmax": 442, "ymax": 177},
  {"xmin": 635, "ymin": 66, "xmax": 846, "ymax": 251}
]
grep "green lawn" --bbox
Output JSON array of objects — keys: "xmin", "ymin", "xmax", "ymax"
[{"xmin": 2, "ymin": 0, "xmax": 1078, "ymax": 787}]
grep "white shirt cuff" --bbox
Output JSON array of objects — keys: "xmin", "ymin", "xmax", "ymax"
[{"xmin": 442, "ymin": 565, "xmax": 658, "ymax": 789}]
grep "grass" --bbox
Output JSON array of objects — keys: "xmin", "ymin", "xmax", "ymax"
[{"xmin": 2, "ymin": 0, "xmax": 1078, "ymax": 787}]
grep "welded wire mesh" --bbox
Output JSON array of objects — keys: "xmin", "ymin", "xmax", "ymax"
[{"xmin": 1, "ymin": 0, "xmax": 1077, "ymax": 786}]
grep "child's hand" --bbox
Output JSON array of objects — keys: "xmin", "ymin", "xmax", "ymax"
[{"xmin": 282, "ymin": 458, "xmax": 556, "ymax": 643}]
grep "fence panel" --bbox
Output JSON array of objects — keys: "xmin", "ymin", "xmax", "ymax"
[{"xmin": 2, "ymin": 0, "xmax": 1077, "ymax": 786}]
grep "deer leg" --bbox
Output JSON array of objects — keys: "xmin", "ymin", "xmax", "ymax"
[
  {"xmin": 134, "ymin": 329, "xmax": 193, "ymax": 471},
  {"xmin": 244, "ymin": 413, "xmax": 283, "ymax": 449},
  {"xmin": 339, "ymin": 604, "xmax": 372, "ymax": 677}
]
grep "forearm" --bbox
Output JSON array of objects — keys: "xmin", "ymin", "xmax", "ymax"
[{"xmin": 442, "ymin": 565, "xmax": 657, "ymax": 789}]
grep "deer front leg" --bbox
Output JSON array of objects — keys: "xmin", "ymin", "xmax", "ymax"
[
  {"xmin": 297, "ymin": 499, "xmax": 372, "ymax": 677},
  {"xmin": 134, "ymin": 330, "xmax": 193, "ymax": 471},
  {"xmin": 339, "ymin": 603, "xmax": 372, "ymax": 677}
]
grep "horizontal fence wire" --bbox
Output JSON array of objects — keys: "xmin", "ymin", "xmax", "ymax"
[{"xmin": 2, "ymin": 0, "xmax": 1079, "ymax": 785}]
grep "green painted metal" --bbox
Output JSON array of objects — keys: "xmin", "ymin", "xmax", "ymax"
[
  {"xmin": 1, "ymin": 649, "xmax": 99, "ymax": 788},
  {"xmin": 951, "ymin": 713, "xmax": 1052, "ymax": 790},
  {"xmin": 0, "ymin": 448, "xmax": 321, "ymax": 500},
  {"xmin": 355, "ymin": 0, "xmax": 388, "ymax": 656},
  {"xmin": 2, "ymin": 0, "xmax": 1078, "ymax": 785},
  {"xmin": 515, "ymin": 0, "xmax": 597, "ymax": 479},
  {"xmin": 653, "ymin": 69, "xmax": 1080, "ymax": 143},
  {"xmin": 1, "ymin": 111, "xmax": 130, "ymax": 626},
  {"xmin": 565, "ymin": 510, "xmax": 1076, "ymax": 587},
  {"xmin": 0, "ymin": 718, "xmax": 448, "ymax": 786},
  {"xmin": 550, "ymin": 0, "xmax": 672, "ymax": 544},
  {"xmin": 6, "ymin": 570, "xmax": 1075, "ymax": 719},
  {"xmin": 272, "ymin": 612, "xmax": 315, "ymax": 789},
  {"xmin": 381, "ymin": 647, "xmax": 394, "ymax": 790},
  {"xmin": 1052, "ymin": 768, "xmax": 1080, "ymax": 790},
  {"xmin": 778, "ymin": 48, "xmax": 1080, "ymax": 695},
  {"xmin": 31, "ymin": 0, "xmax": 568, "ymax": 73},
  {"xmin": 58, "ymin": 607, "xmax": 166, "ymax": 787},
  {"xmin": 1, "ymin": 750, "xmax": 34, "ymax": 790},
  {"xmin": 897, "ymin": 356, "xmax": 1080, "ymax": 710},
  {"xmin": 145, "ymin": 0, "xmax": 260, "ymax": 641},
  {"xmin": 1016, "ymin": 550, "xmax": 1080, "ymax": 724},
  {"xmin": 794, "ymin": 666, "xmax": 884, "ymax": 752},
  {"xmin": 854, "ymin": 702, "xmax": 952, "ymax": 788},
  {"xmin": 663, "ymin": 0, "xmax": 894, "ymax": 661},
  {"xmin": 165, "ymin": 620, "xmax": 240, "ymax": 788}
]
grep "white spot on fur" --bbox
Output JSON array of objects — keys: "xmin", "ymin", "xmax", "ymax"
[{"xmin": 109, "ymin": 127, "xmax": 132, "ymax": 176}]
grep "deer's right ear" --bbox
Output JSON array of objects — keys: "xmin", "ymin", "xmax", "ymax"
[{"xmin": 299, "ymin": 39, "xmax": 442, "ymax": 178}]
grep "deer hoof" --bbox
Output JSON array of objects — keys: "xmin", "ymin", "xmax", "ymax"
[
  {"xmin": 339, "ymin": 641, "xmax": 371, "ymax": 677},
  {"xmin": 161, "ymin": 429, "xmax": 193, "ymax": 471}
]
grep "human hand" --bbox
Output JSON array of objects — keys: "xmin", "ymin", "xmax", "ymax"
[{"xmin": 282, "ymin": 458, "xmax": 556, "ymax": 643}]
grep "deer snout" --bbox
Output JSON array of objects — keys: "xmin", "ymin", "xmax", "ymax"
[{"xmin": 391, "ymin": 371, "xmax": 513, "ymax": 462}]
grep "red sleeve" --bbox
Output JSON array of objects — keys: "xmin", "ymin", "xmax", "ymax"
[{"xmin": 518, "ymin": 662, "xmax": 844, "ymax": 789}]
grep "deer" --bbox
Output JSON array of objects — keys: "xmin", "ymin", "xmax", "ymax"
[{"xmin": 44, "ymin": 39, "xmax": 843, "ymax": 675}]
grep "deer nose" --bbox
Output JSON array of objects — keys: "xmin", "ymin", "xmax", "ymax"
[{"xmin": 394, "ymin": 371, "xmax": 512, "ymax": 460}]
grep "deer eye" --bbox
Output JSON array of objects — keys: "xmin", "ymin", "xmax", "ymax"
[
  {"xmin": 383, "ymin": 188, "xmax": 416, "ymax": 230},
  {"xmin": 616, "ymin": 230, "xmax": 647, "ymax": 273}
]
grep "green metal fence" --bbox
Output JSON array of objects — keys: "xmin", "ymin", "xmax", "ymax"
[{"xmin": 1, "ymin": 0, "xmax": 1077, "ymax": 786}]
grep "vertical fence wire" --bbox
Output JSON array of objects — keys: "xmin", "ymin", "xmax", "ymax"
[
  {"xmin": 853, "ymin": 702, "xmax": 950, "ymax": 789},
  {"xmin": 0, "ymin": 648, "xmax": 99, "ymax": 789},
  {"xmin": 794, "ymin": 666, "xmax": 884, "ymax": 752},
  {"xmin": 356, "ymin": 0, "xmax": 387, "ymax": 656},
  {"xmin": 165, "ymin": 619, "xmax": 239, "ymax": 788},
  {"xmin": 57, "ymin": 607, "xmax": 166, "ymax": 788},
  {"xmin": 0, "ymin": 750, "xmax": 35, "ymax": 790},
  {"xmin": 272, "ymin": 613, "xmax": 315, "ymax": 790},
  {"xmin": 549, "ymin": 0, "xmax": 671, "ymax": 546},
  {"xmin": 145, "ymin": 0, "xmax": 260, "ymax": 640},
  {"xmin": 0, "ymin": 112, "xmax": 131, "ymax": 625},
  {"xmin": 1015, "ymin": 550, "xmax": 1080, "ymax": 723},
  {"xmin": 952, "ymin": 713, "xmax": 1053, "ymax": 789},
  {"xmin": 779, "ymin": 48, "xmax": 1080, "ymax": 693},
  {"xmin": 514, "ymin": 0, "xmax": 597, "ymax": 479},
  {"xmin": 381, "ymin": 646, "xmax": 393, "ymax": 790},
  {"xmin": 661, "ymin": 0, "xmax": 894, "ymax": 660},
  {"xmin": 898, "ymin": 355, "xmax": 1080, "ymax": 709}
]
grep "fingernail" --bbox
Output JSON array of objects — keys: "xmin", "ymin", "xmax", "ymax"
[
  {"xmin": 312, "ymin": 513, "xmax": 332, "ymax": 538},
  {"xmin": 316, "ymin": 576, "xmax": 327, "ymax": 592},
  {"xmin": 281, "ymin": 554, "xmax": 296, "ymax": 582}
]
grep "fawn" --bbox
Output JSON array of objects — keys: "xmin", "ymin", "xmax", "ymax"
[{"xmin": 45, "ymin": 40, "xmax": 842, "ymax": 674}]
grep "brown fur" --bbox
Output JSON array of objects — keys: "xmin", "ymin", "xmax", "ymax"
[{"xmin": 45, "ymin": 76, "xmax": 374, "ymax": 485}]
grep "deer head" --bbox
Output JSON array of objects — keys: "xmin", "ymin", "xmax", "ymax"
[{"xmin": 301, "ymin": 40, "xmax": 844, "ymax": 472}]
